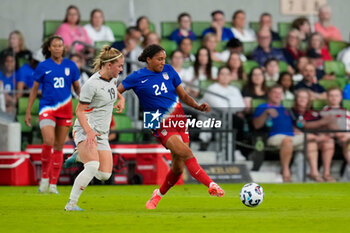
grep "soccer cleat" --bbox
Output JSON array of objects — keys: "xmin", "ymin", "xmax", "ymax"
[
  {"xmin": 39, "ymin": 178, "xmax": 49, "ymax": 193},
  {"xmin": 49, "ymin": 184, "xmax": 59, "ymax": 194},
  {"xmin": 146, "ymin": 189, "xmax": 162, "ymax": 209},
  {"xmin": 64, "ymin": 149, "xmax": 80, "ymax": 168},
  {"xmin": 208, "ymin": 183, "xmax": 225, "ymax": 197},
  {"xmin": 64, "ymin": 202, "xmax": 84, "ymax": 211}
]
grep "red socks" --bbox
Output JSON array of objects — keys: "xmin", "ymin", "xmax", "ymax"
[
  {"xmin": 41, "ymin": 144, "xmax": 53, "ymax": 179},
  {"xmin": 185, "ymin": 157, "xmax": 213, "ymax": 187},
  {"xmin": 49, "ymin": 150, "xmax": 63, "ymax": 185},
  {"xmin": 159, "ymin": 169, "xmax": 182, "ymax": 195}
]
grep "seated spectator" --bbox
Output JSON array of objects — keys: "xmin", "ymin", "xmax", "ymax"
[
  {"xmin": 292, "ymin": 89, "xmax": 335, "ymax": 182},
  {"xmin": 179, "ymin": 38, "xmax": 195, "ymax": 67},
  {"xmin": 259, "ymin": 12, "xmax": 281, "ymax": 41},
  {"xmin": 251, "ymin": 28, "xmax": 287, "ymax": 67},
  {"xmin": 16, "ymin": 49, "xmax": 44, "ymax": 98},
  {"xmin": 283, "ymin": 29, "xmax": 305, "ymax": 68},
  {"xmin": 307, "ymin": 32, "xmax": 332, "ymax": 64},
  {"xmin": 170, "ymin": 12, "xmax": 196, "ymax": 44},
  {"xmin": 70, "ymin": 54, "xmax": 90, "ymax": 86},
  {"xmin": 264, "ymin": 58, "xmax": 280, "ymax": 82},
  {"xmin": 295, "ymin": 63, "xmax": 327, "ymax": 99},
  {"xmin": 291, "ymin": 17, "xmax": 311, "ymax": 42},
  {"xmin": 306, "ymin": 49, "xmax": 326, "ymax": 80},
  {"xmin": 0, "ymin": 81, "xmax": 5, "ymax": 112},
  {"xmin": 231, "ymin": 10, "xmax": 256, "ymax": 42},
  {"xmin": 337, "ymin": 45, "xmax": 350, "ymax": 77},
  {"xmin": 170, "ymin": 50, "xmax": 191, "ymax": 83},
  {"xmin": 314, "ymin": 5, "xmax": 342, "ymax": 42},
  {"xmin": 202, "ymin": 10, "xmax": 234, "ymax": 42},
  {"xmin": 0, "ymin": 53, "xmax": 18, "ymax": 114},
  {"xmin": 111, "ymin": 26, "xmax": 143, "ymax": 74},
  {"xmin": 56, "ymin": 5, "xmax": 92, "ymax": 53},
  {"xmin": 242, "ymin": 67, "xmax": 267, "ymax": 109},
  {"xmin": 136, "ymin": 16, "xmax": 152, "ymax": 40},
  {"xmin": 226, "ymin": 52, "xmax": 246, "ymax": 81},
  {"xmin": 292, "ymin": 56, "xmax": 309, "ymax": 82},
  {"xmin": 142, "ymin": 32, "xmax": 161, "ymax": 48},
  {"xmin": 220, "ymin": 38, "xmax": 247, "ymax": 62},
  {"xmin": 277, "ymin": 72, "xmax": 294, "ymax": 100},
  {"xmin": 320, "ymin": 87, "xmax": 350, "ymax": 180},
  {"xmin": 202, "ymin": 33, "xmax": 225, "ymax": 62},
  {"xmin": 84, "ymin": 9, "xmax": 115, "ymax": 44},
  {"xmin": 0, "ymin": 30, "xmax": 32, "ymax": 69}
]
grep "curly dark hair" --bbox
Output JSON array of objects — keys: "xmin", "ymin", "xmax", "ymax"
[
  {"xmin": 41, "ymin": 35, "xmax": 65, "ymax": 59},
  {"xmin": 138, "ymin": 44, "xmax": 165, "ymax": 62}
]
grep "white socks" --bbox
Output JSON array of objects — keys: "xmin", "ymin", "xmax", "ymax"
[
  {"xmin": 69, "ymin": 161, "xmax": 100, "ymax": 202},
  {"xmin": 95, "ymin": 171, "xmax": 112, "ymax": 181}
]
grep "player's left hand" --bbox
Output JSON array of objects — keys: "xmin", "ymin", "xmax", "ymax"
[
  {"xmin": 198, "ymin": 102, "xmax": 210, "ymax": 112},
  {"xmin": 114, "ymin": 98, "xmax": 125, "ymax": 113}
]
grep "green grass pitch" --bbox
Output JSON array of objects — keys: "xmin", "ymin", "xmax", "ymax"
[{"xmin": 0, "ymin": 183, "xmax": 349, "ymax": 233}]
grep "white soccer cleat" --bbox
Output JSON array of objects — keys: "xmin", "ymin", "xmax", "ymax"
[
  {"xmin": 65, "ymin": 200, "xmax": 84, "ymax": 211},
  {"xmin": 39, "ymin": 178, "xmax": 49, "ymax": 193},
  {"xmin": 49, "ymin": 184, "xmax": 59, "ymax": 194}
]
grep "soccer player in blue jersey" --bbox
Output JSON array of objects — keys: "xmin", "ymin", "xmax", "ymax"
[
  {"xmin": 25, "ymin": 36, "xmax": 81, "ymax": 194},
  {"xmin": 118, "ymin": 44, "xmax": 225, "ymax": 209}
]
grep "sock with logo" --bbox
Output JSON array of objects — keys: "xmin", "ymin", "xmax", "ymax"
[
  {"xmin": 41, "ymin": 144, "xmax": 53, "ymax": 179},
  {"xmin": 185, "ymin": 157, "xmax": 212, "ymax": 187},
  {"xmin": 49, "ymin": 150, "xmax": 63, "ymax": 185},
  {"xmin": 159, "ymin": 169, "xmax": 182, "ymax": 195}
]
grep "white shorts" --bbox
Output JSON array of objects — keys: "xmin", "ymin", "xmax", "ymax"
[
  {"xmin": 72, "ymin": 126, "xmax": 111, "ymax": 151},
  {"xmin": 267, "ymin": 134, "xmax": 304, "ymax": 150}
]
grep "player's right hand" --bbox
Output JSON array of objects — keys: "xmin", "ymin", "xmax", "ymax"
[
  {"xmin": 86, "ymin": 131, "xmax": 101, "ymax": 147},
  {"xmin": 25, "ymin": 112, "xmax": 31, "ymax": 127}
]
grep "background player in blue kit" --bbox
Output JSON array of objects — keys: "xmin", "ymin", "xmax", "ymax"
[
  {"xmin": 118, "ymin": 44, "xmax": 225, "ymax": 209},
  {"xmin": 25, "ymin": 36, "xmax": 81, "ymax": 194}
]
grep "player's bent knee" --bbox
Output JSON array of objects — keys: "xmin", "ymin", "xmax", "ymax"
[
  {"xmin": 95, "ymin": 171, "xmax": 112, "ymax": 181},
  {"xmin": 84, "ymin": 161, "xmax": 100, "ymax": 176}
]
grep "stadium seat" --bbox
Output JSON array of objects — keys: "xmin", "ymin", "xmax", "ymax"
[
  {"xmin": 272, "ymin": 40, "xmax": 283, "ymax": 49},
  {"xmin": 319, "ymin": 79, "xmax": 341, "ymax": 90},
  {"xmin": 160, "ymin": 39, "xmax": 177, "ymax": 55},
  {"xmin": 216, "ymin": 41, "xmax": 226, "ymax": 52},
  {"xmin": 17, "ymin": 115, "xmax": 39, "ymax": 133},
  {"xmin": 243, "ymin": 41, "xmax": 258, "ymax": 56},
  {"xmin": 199, "ymin": 80, "xmax": 214, "ymax": 90},
  {"xmin": 251, "ymin": 98, "xmax": 267, "ymax": 109},
  {"xmin": 243, "ymin": 60, "xmax": 259, "ymax": 75},
  {"xmin": 72, "ymin": 98, "xmax": 79, "ymax": 114},
  {"xmin": 148, "ymin": 21, "xmax": 156, "ymax": 33},
  {"xmin": 191, "ymin": 40, "xmax": 202, "ymax": 54},
  {"xmin": 282, "ymin": 99, "xmax": 294, "ymax": 108},
  {"xmin": 249, "ymin": 21, "xmax": 260, "ymax": 32},
  {"xmin": 161, "ymin": 21, "xmax": 178, "ymax": 39},
  {"xmin": 229, "ymin": 80, "xmax": 245, "ymax": 90},
  {"xmin": 324, "ymin": 61, "xmax": 347, "ymax": 77},
  {"xmin": 18, "ymin": 97, "xmax": 39, "ymax": 115},
  {"xmin": 266, "ymin": 80, "xmax": 276, "ymax": 87},
  {"xmin": 43, "ymin": 20, "xmax": 61, "ymax": 40},
  {"xmin": 192, "ymin": 21, "xmax": 211, "ymax": 38},
  {"xmin": 0, "ymin": 38, "xmax": 8, "ymax": 51},
  {"xmin": 278, "ymin": 22, "xmax": 291, "ymax": 38},
  {"xmin": 329, "ymin": 40, "xmax": 348, "ymax": 59},
  {"xmin": 113, "ymin": 115, "xmax": 134, "ymax": 142},
  {"xmin": 342, "ymin": 99, "xmax": 350, "ymax": 111},
  {"xmin": 278, "ymin": 61, "xmax": 289, "ymax": 72},
  {"xmin": 212, "ymin": 61, "xmax": 225, "ymax": 68},
  {"xmin": 312, "ymin": 99, "xmax": 327, "ymax": 111},
  {"xmin": 300, "ymin": 41, "xmax": 307, "ymax": 52},
  {"xmin": 336, "ymin": 77, "xmax": 348, "ymax": 89},
  {"xmin": 95, "ymin": 41, "xmax": 111, "ymax": 50},
  {"xmin": 105, "ymin": 21, "xmax": 127, "ymax": 41}
]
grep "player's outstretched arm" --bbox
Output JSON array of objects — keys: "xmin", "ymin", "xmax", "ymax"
[
  {"xmin": 114, "ymin": 91, "xmax": 125, "ymax": 113},
  {"xmin": 117, "ymin": 83, "xmax": 126, "ymax": 94},
  {"xmin": 176, "ymin": 85, "xmax": 210, "ymax": 112}
]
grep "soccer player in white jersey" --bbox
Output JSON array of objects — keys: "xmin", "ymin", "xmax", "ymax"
[{"xmin": 64, "ymin": 46, "xmax": 125, "ymax": 211}]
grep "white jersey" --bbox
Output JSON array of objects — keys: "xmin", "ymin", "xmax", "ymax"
[{"xmin": 73, "ymin": 72, "xmax": 118, "ymax": 134}]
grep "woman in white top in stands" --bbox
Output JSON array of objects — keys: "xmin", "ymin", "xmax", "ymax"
[
  {"xmin": 231, "ymin": 10, "xmax": 256, "ymax": 42},
  {"xmin": 84, "ymin": 9, "xmax": 115, "ymax": 44}
]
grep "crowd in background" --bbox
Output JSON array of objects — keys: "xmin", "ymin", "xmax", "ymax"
[{"xmin": 1, "ymin": 4, "xmax": 350, "ymax": 182}]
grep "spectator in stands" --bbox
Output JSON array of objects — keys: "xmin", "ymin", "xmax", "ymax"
[
  {"xmin": 264, "ymin": 58, "xmax": 280, "ymax": 82},
  {"xmin": 136, "ymin": 16, "xmax": 152, "ymax": 40},
  {"xmin": 202, "ymin": 33, "xmax": 225, "ymax": 62},
  {"xmin": 251, "ymin": 28, "xmax": 287, "ymax": 67},
  {"xmin": 56, "ymin": 5, "xmax": 92, "ymax": 53},
  {"xmin": 291, "ymin": 17, "xmax": 311, "ymax": 42},
  {"xmin": 202, "ymin": 10, "xmax": 234, "ymax": 42},
  {"xmin": 179, "ymin": 38, "xmax": 196, "ymax": 66},
  {"xmin": 292, "ymin": 89, "xmax": 336, "ymax": 182},
  {"xmin": 170, "ymin": 12, "xmax": 196, "ymax": 44},
  {"xmin": 259, "ymin": 12, "xmax": 281, "ymax": 41},
  {"xmin": 320, "ymin": 87, "xmax": 350, "ymax": 180},
  {"xmin": 277, "ymin": 72, "xmax": 294, "ymax": 100},
  {"xmin": 0, "ymin": 30, "xmax": 32, "ymax": 70},
  {"xmin": 295, "ymin": 63, "xmax": 327, "ymax": 99},
  {"xmin": 0, "ymin": 53, "xmax": 17, "ymax": 114},
  {"xmin": 292, "ymin": 56, "xmax": 308, "ymax": 82},
  {"xmin": 16, "ymin": 49, "xmax": 44, "ymax": 98},
  {"xmin": 314, "ymin": 5, "xmax": 342, "ymax": 42},
  {"xmin": 305, "ymin": 49, "xmax": 326, "ymax": 80},
  {"xmin": 226, "ymin": 52, "xmax": 246, "ymax": 81},
  {"xmin": 337, "ymin": 45, "xmax": 350, "ymax": 77},
  {"xmin": 220, "ymin": 38, "xmax": 247, "ymax": 62},
  {"xmin": 111, "ymin": 26, "xmax": 143, "ymax": 74},
  {"xmin": 307, "ymin": 32, "xmax": 332, "ymax": 63},
  {"xmin": 84, "ymin": 9, "xmax": 115, "ymax": 44},
  {"xmin": 242, "ymin": 67, "xmax": 267, "ymax": 109},
  {"xmin": 0, "ymin": 81, "xmax": 5, "ymax": 112},
  {"xmin": 142, "ymin": 32, "xmax": 161, "ymax": 48},
  {"xmin": 170, "ymin": 50, "xmax": 191, "ymax": 83},
  {"xmin": 70, "ymin": 53, "xmax": 90, "ymax": 98},
  {"xmin": 283, "ymin": 29, "xmax": 305, "ymax": 68},
  {"xmin": 253, "ymin": 85, "xmax": 304, "ymax": 182},
  {"xmin": 230, "ymin": 10, "xmax": 256, "ymax": 42}
]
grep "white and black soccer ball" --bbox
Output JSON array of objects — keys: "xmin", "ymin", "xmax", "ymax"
[{"xmin": 240, "ymin": 183, "xmax": 264, "ymax": 207}]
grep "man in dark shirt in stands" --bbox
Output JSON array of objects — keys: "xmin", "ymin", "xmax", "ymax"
[
  {"xmin": 202, "ymin": 10, "xmax": 234, "ymax": 42},
  {"xmin": 259, "ymin": 12, "xmax": 281, "ymax": 41}
]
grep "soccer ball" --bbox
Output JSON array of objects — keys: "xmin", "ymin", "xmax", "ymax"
[{"xmin": 240, "ymin": 183, "xmax": 264, "ymax": 207}]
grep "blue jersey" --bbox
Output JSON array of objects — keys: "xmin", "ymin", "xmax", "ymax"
[
  {"xmin": 16, "ymin": 64, "xmax": 40, "ymax": 89},
  {"xmin": 122, "ymin": 64, "xmax": 182, "ymax": 117},
  {"xmin": 0, "ymin": 70, "xmax": 18, "ymax": 92},
  {"xmin": 33, "ymin": 58, "xmax": 80, "ymax": 117},
  {"xmin": 253, "ymin": 103, "xmax": 294, "ymax": 137}
]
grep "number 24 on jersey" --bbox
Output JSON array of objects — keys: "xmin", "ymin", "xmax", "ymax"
[{"xmin": 153, "ymin": 82, "xmax": 168, "ymax": 96}]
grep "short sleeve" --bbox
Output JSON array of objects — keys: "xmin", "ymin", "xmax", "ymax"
[
  {"xmin": 79, "ymin": 81, "xmax": 95, "ymax": 104},
  {"xmin": 70, "ymin": 61, "xmax": 80, "ymax": 82},
  {"xmin": 33, "ymin": 63, "xmax": 45, "ymax": 84},
  {"xmin": 253, "ymin": 104, "xmax": 266, "ymax": 118},
  {"xmin": 167, "ymin": 65, "xmax": 181, "ymax": 88},
  {"xmin": 122, "ymin": 73, "xmax": 137, "ymax": 90}
]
